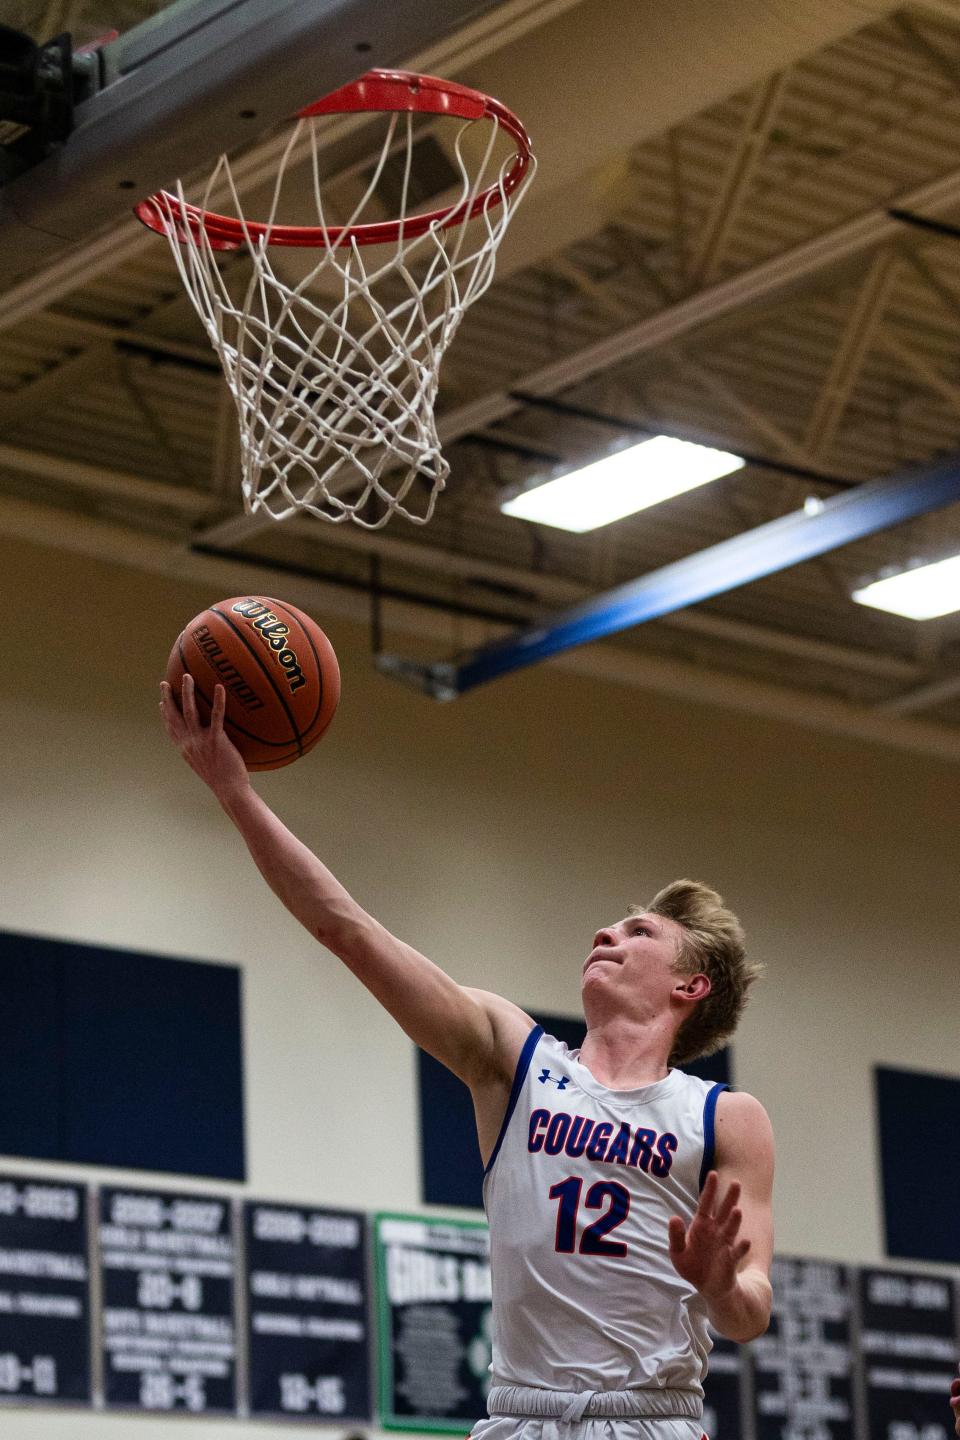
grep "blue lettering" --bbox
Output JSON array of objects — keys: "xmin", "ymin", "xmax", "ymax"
[
  {"xmin": 605, "ymin": 1122, "xmax": 632, "ymax": 1165},
  {"xmin": 651, "ymin": 1131, "xmax": 678, "ymax": 1177},
  {"xmin": 564, "ymin": 1116, "xmax": 594, "ymax": 1158},
  {"xmin": 544, "ymin": 1112, "xmax": 572, "ymax": 1155},
  {"xmin": 629, "ymin": 1127, "xmax": 656, "ymax": 1171},
  {"xmin": 586, "ymin": 1122, "xmax": 613, "ymax": 1161},
  {"xmin": 528, "ymin": 1109, "xmax": 549, "ymax": 1152}
]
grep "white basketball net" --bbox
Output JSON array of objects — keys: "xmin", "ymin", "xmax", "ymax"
[{"xmin": 149, "ymin": 107, "xmax": 535, "ymax": 528}]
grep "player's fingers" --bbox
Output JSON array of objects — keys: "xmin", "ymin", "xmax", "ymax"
[
  {"xmin": 668, "ymin": 1216, "xmax": 687, "ymax": 1254},
  {"xmin": 181, "ymin": 671, "xmax": 199, "ymax": 728},
  {"xmin": 698, "ymin": 1171, "xmax": 719, "ymax": 1215},
  {"xmin": 721, "ymin": 1206, "xmax": 743, "ymax": 1241},
  {"xmin": 211, "ymin": 683, "xmax": 226, "ymax": 730},
  {"xmin": 715, "ymin": 1179, "xmax": 741, "ymax": 1223},
  {"xmin": 159, "ymin": 683, "xmax": 184, "ymax": 739},
  {"xmin": 732, "ymin": 1238, "xmax": 751, "ymax": 1263}
]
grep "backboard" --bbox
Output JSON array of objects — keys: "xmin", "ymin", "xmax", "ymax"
[{"xmin": 0, "ymin": 0, "xmax": 512, "ymax": 287}]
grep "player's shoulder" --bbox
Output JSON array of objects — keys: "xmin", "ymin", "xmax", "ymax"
[
  {"xmin": 462, "ymin": 988, "xmax": 539, "ymax": 1079},
  {"xmin": 714, "ymin": 1089, "xmax": 774, "ymax": 1161},
  {"xmin": 463, "ymin": 987, "xmax": 536, "ymax": 1029}
]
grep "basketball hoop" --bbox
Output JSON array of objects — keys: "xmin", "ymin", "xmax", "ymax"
[{"xmin": 135, "ymin": 69, "xmax": 536, "ymax": 529}]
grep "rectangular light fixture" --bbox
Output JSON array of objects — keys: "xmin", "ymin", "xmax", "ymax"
[
  {"xmin": 852, "ymin": 553, "xmax": 960, "ymax": 620},
  {"xmin": 500, "ymin": 434, "xmax": 745, "ymax": 532}
]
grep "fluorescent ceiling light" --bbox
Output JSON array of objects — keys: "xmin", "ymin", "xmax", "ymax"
[
  {"xmin": 852, "ymin": 554, "xmax": 960, "ymax": 620},
  {"xmin": 500, "ymin": 435, "xmax": 745, "ymax": 533}
]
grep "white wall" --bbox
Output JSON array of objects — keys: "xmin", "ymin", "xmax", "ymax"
[{"xmin": 1, "ymin": 532, "xmax": 958, "ymax": 1436}]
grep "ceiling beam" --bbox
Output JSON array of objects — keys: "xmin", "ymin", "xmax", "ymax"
[
  {"xmin": 877, "ymin": 328, "xmax": 960, "ymax": 416},
  {"xmin": 803, "ymin": 249, "xmax": 899, "ymax": 461},
  {"xmin": 0, "ymin": 345, "xmax": 113, "ymax": 432},
  {"xmin": 875, "ymin": 672, "xmax": 960, "ymax": 716},
  {"xmin": 0, "ymin": 442, "xmax": 220, "ymax": 518},
  {"xmin": 690, "ymin": 70, "xmax": 790, "ymax": 287}
]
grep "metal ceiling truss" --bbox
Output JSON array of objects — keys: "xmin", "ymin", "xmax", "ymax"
[
  {"xmin": 689, "ymin": 70, "xmax": 791, "ymax": 288},
  {"xmin": 803, "ymin": 249, "xmax": 900, "ymax": 462}
]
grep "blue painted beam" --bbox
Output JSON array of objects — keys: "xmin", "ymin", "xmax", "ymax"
[{"xmin": 426, "ymin": 453, "xmax": 960, "ymax": 697}]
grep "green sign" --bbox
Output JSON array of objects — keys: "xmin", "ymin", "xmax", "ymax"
[{"xmin": 374, "ymin": 1213, "xmax": 492, "ymax": 1432}]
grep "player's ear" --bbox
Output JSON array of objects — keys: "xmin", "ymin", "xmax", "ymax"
[{"xmin": 675, "ymin": 973, "xmax": 711, "ymax": 1002}]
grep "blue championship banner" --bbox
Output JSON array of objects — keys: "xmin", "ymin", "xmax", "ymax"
[
  {"xmin": 701, "ymin": 1330, "xmax": 744, "ymax": 1439},
  {"xmin": 375, "ymin": 1214, "xmax": 492, "ymax": 1432},
  {"xmin": 752, "ymin": 1256, "xmax": 855, "ymax": 1440},
  {"xmin": 858, "ymin": 1266, "xmax": 960, "ymax": 1440},
  {"xmin": 99, "ymin": 1186, "xmax": 236, "ymax": 1413},
  {"xmin": 0, "ymin": 1174, "xmax": 90, "ymax": 1405},
  {"xmin": 244, "ymin": 1202, "xmax": 371, "ymax": 1421}
]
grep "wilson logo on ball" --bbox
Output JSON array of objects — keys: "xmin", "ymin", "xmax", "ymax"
[{"xmin": 232, "ymin": 598, "xmax": 307, "ymax": 693}]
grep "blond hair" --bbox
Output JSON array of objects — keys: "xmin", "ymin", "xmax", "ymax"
[{"xmin": 634, "ymin": 879, "xmax": 761, "ymax": 1066}]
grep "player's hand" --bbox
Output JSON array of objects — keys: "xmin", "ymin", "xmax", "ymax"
[
  {"xmin": 949, "ymin": 1374, "xmax": 959, "ymax": 1437},
  {"xmin": 668, "ymin": 1170, "xmax": 751, "ymax": 1302},
  {"xmin": 160, "ymin": 675, "xmax": 249, "ymax": 797}
]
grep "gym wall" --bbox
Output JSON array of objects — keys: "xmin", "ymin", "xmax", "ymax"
[{"xmin": 0, "ymin": 531, "xmax": 957, "ymax": 1439}]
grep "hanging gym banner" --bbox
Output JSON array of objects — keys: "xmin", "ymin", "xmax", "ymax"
[
  {"xmin": 0, "ymin": 1174, "xmax": 90, "ymax": 1406},
  {"xmin": 98, "ymin": 1186, "xmax": 237, "ymax": 1414},
  {"xmin": 243, "ymin": 1201, "xmax": 371, "ymax": 1421},
  {"xmin": 859, "ymin": 1266, "xmax": 960, "ymax": 1440},
  {"xmin": 752, "ymin": 1256, "xmax": 856, "ymax": 1440},
  {"xmin": 374, "ymin": 1213, "xmax": 492, "ymax": 1431}
]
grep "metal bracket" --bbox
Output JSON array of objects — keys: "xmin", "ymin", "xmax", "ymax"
[
  {"xmin": 0, "ymin": 28, "xmax": 75, "ymax": 181},
  {"xmin": 374, "ymin": 653, "xmax": 459, "ymax": 701}
]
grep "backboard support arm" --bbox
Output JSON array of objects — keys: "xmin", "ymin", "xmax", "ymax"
[{"xmin": 0, "ymin": 0, "xmax": 507, "ymax": 286}]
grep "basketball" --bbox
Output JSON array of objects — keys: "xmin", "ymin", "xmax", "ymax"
[{"xmin": 165, "ymin": 596, "xmax": 340, "ymax": 771}]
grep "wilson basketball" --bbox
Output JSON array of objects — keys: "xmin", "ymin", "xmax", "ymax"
[{"xmin": 165, "ymin": 596, "xmax": 340, "ymax": 770}]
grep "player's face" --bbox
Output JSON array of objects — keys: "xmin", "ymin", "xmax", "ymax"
[{"xmin": 581, "ymin": 912, "xmax": 685, "ymax": 1012}]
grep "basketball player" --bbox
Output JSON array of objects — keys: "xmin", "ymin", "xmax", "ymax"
[{"xmin": 161, "ymin": 675, "xmax": 774, "ymax": 1437}]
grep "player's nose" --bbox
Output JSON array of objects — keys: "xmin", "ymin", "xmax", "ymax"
[{"xmin": 593, "ymin": 926, "xmax": 615, "ymax": 948}]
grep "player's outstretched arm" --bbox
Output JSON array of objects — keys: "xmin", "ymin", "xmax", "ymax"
[
  {"xmin": 160, "ymin": 676, "xmax": 529, "ymax": 1089},
  {"xmin": 668, "ymin": 1090, "xmax": 774, "ymax": 1343}
]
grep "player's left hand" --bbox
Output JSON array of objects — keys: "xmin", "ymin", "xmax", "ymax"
[
  {"xmin": 668, "ymin": 1170, "xmax": 751, "ymax": 1302},
  {"xmin": 949, "ymin": 1374, "xmax": 959, "ymax": 1437}
]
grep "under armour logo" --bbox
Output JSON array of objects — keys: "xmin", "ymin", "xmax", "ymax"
[{"xmin": 537, "ymin": 1068, "xmax": 569, "ymax": 1090}]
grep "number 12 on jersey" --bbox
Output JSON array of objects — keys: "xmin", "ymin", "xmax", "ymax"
[{"xmin": 549, "ymin": 1177, "xmax": 630, "ymax": 1256}]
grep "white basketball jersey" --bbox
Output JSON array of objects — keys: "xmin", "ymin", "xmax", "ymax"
[{"xmin": 483, "ymin": 1027, "xmax": 726, "ymax": 1397}]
